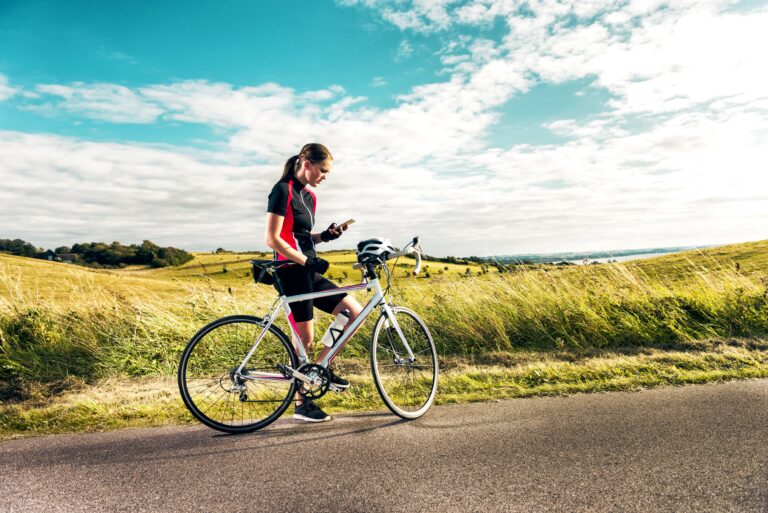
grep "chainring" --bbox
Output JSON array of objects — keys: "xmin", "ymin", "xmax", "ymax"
[{"xmin": 296, "ymin": 363, "xmax": 331, "ymax": 400}]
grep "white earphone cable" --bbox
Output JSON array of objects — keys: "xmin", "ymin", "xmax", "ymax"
[{"xmin": 299, "ymin": 190, "xmax": 316, "ymax": 251}]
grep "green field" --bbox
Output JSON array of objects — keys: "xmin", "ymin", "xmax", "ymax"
[{"xmin": 1, "ymin": 240, "xmax": 767, "ymax": 438}]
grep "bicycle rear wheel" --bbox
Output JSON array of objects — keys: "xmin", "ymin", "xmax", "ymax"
[
  {"xmin": 178, "ymin": 315, "xmax": 297, "ymax": 433},
  {"xmin": 371, "ymin": 307, "xmax": 438, "ymax": 419}
]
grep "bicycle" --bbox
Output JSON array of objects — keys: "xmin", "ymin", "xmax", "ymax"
[{"xmin": 177, "ymin": 236, "xmax": 439, "ymax": 434}]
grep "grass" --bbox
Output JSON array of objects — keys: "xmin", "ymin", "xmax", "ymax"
[
  {"xmin": 2, "ymin": 344, "xmax": 766, "ymax": 440},
  {"xmin": 1, "ymin": 239, "xmax": 768, "ymax": 438}
]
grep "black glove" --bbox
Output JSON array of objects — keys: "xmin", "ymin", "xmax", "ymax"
[
  {"xmin": 304, "ymin": 256, "xmax": 330, "ymax": 275},
  {"xmin": 320, "ymin": 223, "xmax": 345, "ymax": 242}
]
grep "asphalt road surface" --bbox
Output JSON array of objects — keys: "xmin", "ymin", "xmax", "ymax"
[{"xmin": 1, "ymin": 380, "xmax": 766, "ymax": 513}]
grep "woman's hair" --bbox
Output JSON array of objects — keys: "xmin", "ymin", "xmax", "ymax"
[{"xmin": 281, "ymin": 143, "xmax": 333, "ymax": 179}]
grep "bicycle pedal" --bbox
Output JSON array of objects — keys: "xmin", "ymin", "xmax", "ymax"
[{"xmin": 328, "ymin": 383, "xmax": 347, "ymax": 393}]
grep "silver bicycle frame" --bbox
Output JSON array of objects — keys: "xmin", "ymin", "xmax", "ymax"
[{"xmin": 234, "ymin": 275, "xmax": 416, "ymax": 381}]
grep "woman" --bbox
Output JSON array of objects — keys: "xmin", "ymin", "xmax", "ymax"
[{"xmin": 265, "ymin": 143, "xmax": 363, "ymax": 423}]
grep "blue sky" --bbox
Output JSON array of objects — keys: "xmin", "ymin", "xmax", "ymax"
[
  {"xmin": 0, "ymin": 1, "xmax": 421, "ymax": 141},
  {"xmin": 1, "ymin": 0, "xmax": 767, "ymax": 256}
]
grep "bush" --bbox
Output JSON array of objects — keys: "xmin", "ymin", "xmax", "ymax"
[{"xmin": 150, "ymin": 258, "xmax": 169, "ymax": 268}]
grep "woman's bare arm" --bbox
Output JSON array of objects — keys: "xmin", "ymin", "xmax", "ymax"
[{"xmin": 265, "ymin": 213, "xmax": 309, "ymax": 265}]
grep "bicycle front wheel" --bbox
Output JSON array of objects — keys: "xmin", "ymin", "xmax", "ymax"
[
  {"xmin": 371, "ymin": 307, "xmax": 438, "ymax": 419},
  {"xmin": 178, "ymin": 315, "xmax": 298, "ymax": 434}
]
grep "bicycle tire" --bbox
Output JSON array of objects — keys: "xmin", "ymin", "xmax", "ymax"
[
  {"xmin": 178, "ymin": 315, "xmax": 298, "ymax": 434},
  {"xmin": 370, "ymin": 307, "xmax": 438, "ymax": 419}
]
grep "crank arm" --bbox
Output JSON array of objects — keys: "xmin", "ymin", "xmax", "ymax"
[
  {"xmin": 291, "ymin": 369, "xmax": 315, "ymax": 384},
  {"xmin": 277, "ymin": 364, "xmax": 321, "ymax": 386}
]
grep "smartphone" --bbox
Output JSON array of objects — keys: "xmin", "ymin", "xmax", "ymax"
[{"xmin": 340, "ymin": 219, "xmax": 355, "ymax": 229}]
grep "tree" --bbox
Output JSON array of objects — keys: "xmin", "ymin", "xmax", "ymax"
[
  {"xmin": 0, "ymin": 239, "xmax": 37, "ymax": 258},
  {"xmin": 136, "ymin": 240, "xmax": 159, "ymax": 264}
]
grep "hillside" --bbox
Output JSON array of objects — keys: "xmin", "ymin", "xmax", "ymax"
[
  {"xmin": 2, "ymin": 239, "xmax": 766, "ymax": 303},
  {"xmin": 629, "ymin": 239, "xmax": 768, "ymax": 279},
  {"xmin": 0, "ymin": 252, "xmax": 188, "ymax": 303}
]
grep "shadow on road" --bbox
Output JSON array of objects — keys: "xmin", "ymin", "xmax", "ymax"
[{"xmin": 1, "ymin": 412, "xmax": 411, "ymax": 469}]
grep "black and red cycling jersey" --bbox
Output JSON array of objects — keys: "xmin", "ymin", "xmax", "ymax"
[
  {"xmin": 267, "ymin": 176, "xmax": 317, "ymax": 261},
  {"xmin": 266, "ymin": 175, "xmax": 346, "ymax": 322}
]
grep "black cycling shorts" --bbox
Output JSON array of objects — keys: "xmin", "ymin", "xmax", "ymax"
[{"xmin": 275, "ymin": 265, "xmax": 347, "ymax": 322}]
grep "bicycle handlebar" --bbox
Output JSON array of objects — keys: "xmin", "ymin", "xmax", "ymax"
[
  {"xmin": 387, "ymin": 247, "xmax": 422, "ymax": 275},
  {"xmin": 352, "ymin": 246, "xmax": 423, "ymax": 276}
]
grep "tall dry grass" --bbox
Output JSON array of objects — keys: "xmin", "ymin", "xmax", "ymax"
[
  {"xmin": 414, "ymin": 261, "xmax": 768, "ymax": 355},
  {"xmin": 1, "ymin": 255, "xmax": 767, "ymax": 401},
  {"xmin": 0, "ymin": 265, "xmax": 276, "ymax": 400}
]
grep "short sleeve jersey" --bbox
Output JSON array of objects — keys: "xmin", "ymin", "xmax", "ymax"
[{"xmin": 267, "ymin": 176, "xmax": 317, "ymax": 260}]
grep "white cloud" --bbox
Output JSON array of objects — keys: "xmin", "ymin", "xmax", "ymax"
[
  {"xmin": 598, "ymin": 10, "xmax": 768, "ymax": 116},
  {"xmin": 370, "ymin": 76, "xmax": 387, "ymax": 87},
  {"xmin": 34, "ymin": 82, "xmax": 165, "ymax": 123},
  {"xmin": 0, "ymin": 131, "xmax": 264, "ymax": 249},
  {"xmin": 3, "ymin": 97, "xmax": 766, "ymax": 255},
  {"xmin": 340, "ymin": 0, "xmax": 460, "ymax": 32},
  {"xmin": 463, "ymin": 107, "xmax": 768, "ymax": 252},
  {"xmin": 0, "ymin": 129, "xmax": 476, "ymax": 254},
  {"xmin": 395, "ymin": 39, "xmax": 414, "ymax": 61},
  {"xmin": 374, "ymin": 0, "xmax": 768, "ymax": 122},
  {"xmin": 0, "ymin": 75, "xmax": 18, "ymax": 101}
]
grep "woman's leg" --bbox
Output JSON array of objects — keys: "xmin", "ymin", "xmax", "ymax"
[
  {"xmin": 293, "ymin": 319, "xmax": 313, "ymax": 406},
  {"xmin": 317, "ymin": 295, "xmax": 364, "ymax": 363},
  {"xmin": 293, "ymin": 319, "xmax": 314, "ymax": 352}
]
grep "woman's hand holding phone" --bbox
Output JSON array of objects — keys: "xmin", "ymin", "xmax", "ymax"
[{"xmin": 321, "ymin": 218, "xmax": 355, "ymax": 242}]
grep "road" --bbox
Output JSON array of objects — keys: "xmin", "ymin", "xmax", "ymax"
[{"xmin": 1, "ymin": 380, "xmax": 766, "ymax": 512}]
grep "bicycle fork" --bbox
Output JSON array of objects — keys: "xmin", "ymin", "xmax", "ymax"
[{"xmin": 380, "ymin": 303, "xmax": 417, "ymax": 362}]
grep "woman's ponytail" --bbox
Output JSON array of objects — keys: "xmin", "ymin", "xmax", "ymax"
[{"xmin": 281, "ymin": 155, "xmax": 301, "ymax": 179}]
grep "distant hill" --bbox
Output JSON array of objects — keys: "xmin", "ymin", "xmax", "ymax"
[
  {"xmin": 488, "ymin": 245, "xmax": 712, "ymax": 264},
  {"xmin": 628, "ymin": 239, "xmax": 768, "ymax": 280}
]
